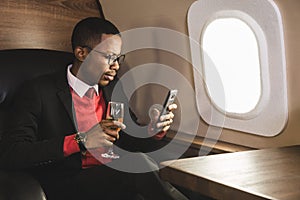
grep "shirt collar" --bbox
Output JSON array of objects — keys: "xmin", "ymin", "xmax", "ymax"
[{"xmin": 67, "ymin": 64, "xmax": 99, "ymax": 98}]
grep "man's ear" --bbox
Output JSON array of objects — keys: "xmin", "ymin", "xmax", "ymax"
[{"xmin": 74, "ymin": 46, "xmax": 88, "ymax": 62}]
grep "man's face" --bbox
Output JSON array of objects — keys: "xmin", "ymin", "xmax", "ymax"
[{"xmin": 79, "ymin": 34, "xmax": 122, "ymax": 86}]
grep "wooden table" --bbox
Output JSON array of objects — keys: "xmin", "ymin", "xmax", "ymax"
[{"xmin": 160, "ymin": 145, "xmax": 300, "ymax": 200}]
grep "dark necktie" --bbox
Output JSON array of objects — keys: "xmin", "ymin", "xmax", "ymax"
[{"xmin": 85, "ymin": 88, "xmax": 96, "ymax": 98}]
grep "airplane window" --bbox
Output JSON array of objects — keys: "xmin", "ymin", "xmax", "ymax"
[
  {"xmin": 202, "ymin": 18, "xmax": 261, "ymax": 114},
  {"xmin": 188, "ymin": 0, "xmax": 288, "ymax": 136}
]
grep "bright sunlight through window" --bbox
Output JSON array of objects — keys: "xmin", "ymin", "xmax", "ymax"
[{"xmin": 202, "ymin": 18, "xmax": 261, "ymax": 114}]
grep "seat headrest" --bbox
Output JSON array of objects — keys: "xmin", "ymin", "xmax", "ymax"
[{"xmin": 0, "ymin": 49, "xmax": 74, "ymax": 108}]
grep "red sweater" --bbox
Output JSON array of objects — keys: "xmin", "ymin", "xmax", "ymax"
[
  {"xmin": 63, "ymin": 88, "xmax": 111, "ymax": 168},
  {"xmin": 63, "ymin": 88, "xmax": 167, "ymax": 168}
]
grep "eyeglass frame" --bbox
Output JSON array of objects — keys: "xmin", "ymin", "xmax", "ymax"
[{"xmin": 82, "ymin": 46, "xmax": 125, "ymax": 65}]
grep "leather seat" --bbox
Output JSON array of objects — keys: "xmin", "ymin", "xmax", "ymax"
[
  {"xmin": 0, "ymin": 49, "xmax": 74, "ymax": 199},
  {"xmin": 0, "ymin": 171, "xmax": 46, "ymax": 200}
]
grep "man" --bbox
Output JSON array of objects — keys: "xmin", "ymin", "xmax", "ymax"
[{"xmin": 0, "ymin": 17, "xmax": 187, "ymax": 200}]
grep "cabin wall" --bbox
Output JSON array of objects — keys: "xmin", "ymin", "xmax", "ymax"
[{"xmin": 100, "ymin": 0, "xmax": 300, "ymax": 149}]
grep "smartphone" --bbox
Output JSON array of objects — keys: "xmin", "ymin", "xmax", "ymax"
[{"xmin": 156, "ymin": 89, "xmax": 178, "ymax": 126}]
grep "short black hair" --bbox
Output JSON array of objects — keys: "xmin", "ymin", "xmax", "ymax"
[{"xmin": 71, "ymin": 17, "xmax": 120, "ymax": 51}]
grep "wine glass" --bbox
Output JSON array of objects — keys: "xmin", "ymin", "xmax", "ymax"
[{"xmin": 101, "ymin": 101, "xmax": 124, "ymax": 159}]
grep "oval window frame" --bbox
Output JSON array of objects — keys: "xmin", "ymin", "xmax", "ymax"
[{"xmin": 188, "ymin": 0, "xmax": 288, "ymax": 136}]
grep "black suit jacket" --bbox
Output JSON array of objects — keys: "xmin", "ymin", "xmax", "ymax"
[{"xmin": 0, "ymin": 67, "xmax": 159, "ymax": 180}]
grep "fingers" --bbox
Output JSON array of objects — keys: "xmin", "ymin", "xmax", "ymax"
[
  {"xmin": 103, "ymin": 131, "xmax": 118, "ymax": 143},
  {"xmin": 157, "ymin": 107, "xmax": 175, "ymax": 129},
  {"xmin": 156, "ymin": 118, "xmax": 173, "ymax": 129},
  {"xmin": 94, "ymin": 129, "xmax": 116, "ymax": 147},
  {"xmin": 102, "ymin": 127, "xmax": 120, "ymax": 140},
  {"xmin": 147, "ymin": 103, "xmax": 177, "ymax": 134},
  {"xmin": 159, "ymin": 103, "xmax": 177, "ymax": 121},
  {"xmin": 159, "ymin": 112, "xmax": 174, "ymax": 122},
  {"xmin": 148, "ymin": 103, "xmax": 177, "ymax": 122},
  {"xmin": 101, "ymin": 120, "xmax": 126, "ymax": 140},
  {"xmin": 167, "ymin": 103, "xmax": 177, "ymax": 111},
  {"xmin": 113, "ymin": 121, "xmax": 126, "ymax": 130},
  {"xmin": 85, "ymin": 120, "xmax": 126, "ymax": 149},
  {"xmin": 162, "ymin": 125, "xmax": 170, "ymax": 132},
  {"xmin": 101, "ymin": 119, "xmax": 126, "ymax": 130}
]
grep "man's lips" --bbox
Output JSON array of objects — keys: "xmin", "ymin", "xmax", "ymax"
[{"xmin": 103, "ymin": 73, "xmax": 115, "ymax": 81}]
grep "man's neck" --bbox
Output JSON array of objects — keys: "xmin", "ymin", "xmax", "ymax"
[{"xmin": 70, "ymin": 61, "xmax": 80, "ymax": 77}]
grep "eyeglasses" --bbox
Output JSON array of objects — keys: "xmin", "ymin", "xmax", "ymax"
[{"xmin": 83, "ymin": 46, "xmax": 125, "ymax": 65}]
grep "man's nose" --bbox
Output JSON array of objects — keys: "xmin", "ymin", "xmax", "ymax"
[{"xmin": 110, "ymin": 62, "xmax": 120, "ymax": 71}]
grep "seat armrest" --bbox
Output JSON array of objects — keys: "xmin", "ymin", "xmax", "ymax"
[{"xmin": 0, "ymin": 170, "xmax": 46, "ymax": 200}]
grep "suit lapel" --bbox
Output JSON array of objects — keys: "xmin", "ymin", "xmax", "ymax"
[
  {"xmin": 53, "ymin": 69, "xmax": 121, "ymax": 130},
  {"xmin": 55, "ymin": 69, "xmax": 76, "ymax": 128}
]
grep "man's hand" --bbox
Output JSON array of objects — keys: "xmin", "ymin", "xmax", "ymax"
[
  {"xmin": 83, "ymin": 120, "xmax": 126, "ymax": 149},
  {"xmin": 149, "ymin": 103, "xmax": 177, "ymax": 133}
]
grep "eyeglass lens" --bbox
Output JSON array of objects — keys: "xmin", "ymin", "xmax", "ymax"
[{"xmin": 110, "ymin": 55, "xmax": 125, "ymax": 65}]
